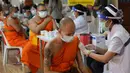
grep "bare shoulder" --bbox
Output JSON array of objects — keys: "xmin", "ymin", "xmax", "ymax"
[
  {"xmin": 29, "ymin": 15, "xmax": 38, "ymax": 23},
  {"xmin": 7, "ymin": 17, "xmax": 15, "ymax": 25},
  {"xmin": 7, "ymin": 17, "xmax": 14, "ymax": 22},
  {"xmin": 45, "ymin": 38, "xmax": 56, "ymax": 50}
]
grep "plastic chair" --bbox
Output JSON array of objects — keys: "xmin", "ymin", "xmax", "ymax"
[{"xmin": 0, "ymin": 30, "xmax": 24, "ymax": 70}]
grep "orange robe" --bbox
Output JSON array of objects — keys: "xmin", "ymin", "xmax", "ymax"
[
  {"xmin": 21, "ymin": 17, "xmax": 53, "ymax": 73},
  {"xmin": 3, "ymin": 17, "xmax": 28, "ymax": 48},
  {"xmin": 50, "ymin": 36, "xmax": 79, "ymax": 73}
]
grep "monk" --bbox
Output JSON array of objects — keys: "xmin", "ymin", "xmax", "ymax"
[
  {"xmin": 3, "ymin": 6, "xmax": 28, "ymax": 48},
  {"xmin": 0, "ymin": 4, "xmax": 5, "ymax": 24},
  {"xmin": 0, "ymin": 5, "xmax": 5, "ymax": 21},
  {"xmin": 44, "ymin": 17, "xmax": 89, "ymax": 73},
  {"xmin": 21, "ymin": 4, "xmax": 56, "ymax": 73}
]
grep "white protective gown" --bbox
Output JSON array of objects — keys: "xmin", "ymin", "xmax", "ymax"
[{"xmin": 107, "ymin": 24, "xmax": 130, "ymax": 73}]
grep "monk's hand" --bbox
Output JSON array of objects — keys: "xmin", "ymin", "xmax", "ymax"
[{"xmin": 44, "ymin": 17, "xmax": 51, "ymax": 23}]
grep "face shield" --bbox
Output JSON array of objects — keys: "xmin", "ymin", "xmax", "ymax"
[
  {"xmin": 72, "ymin": 7, "xmax": 84, "ymax": 13},
  {"xmin": 71, "ymin": 6, "xmax": 87, "ymax": 20}
]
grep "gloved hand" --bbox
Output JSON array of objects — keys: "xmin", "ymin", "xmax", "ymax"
[
  {"xmin": 85, "ymin": 44, "xmax": 97, "ymax": 50},
  {"xmin": 79, "ymin": 42, "xmax": 92, "ymax": 56},
  {"xmin": 81, "ymin": 49, "xmax": 92, "ymax": 57}
]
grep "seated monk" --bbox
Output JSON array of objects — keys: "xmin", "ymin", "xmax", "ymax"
[
  {"xmin": 3, "ymin": 6, "xmax": 28, "ymax": 48},
  {"xmin": 0, "ymin": 4, "xmax": 5, "ymax": 27},
  {"xmin": 21, "ymin": 4, "xmax": 56, "ymax": 73},
  {"xmin": 44, "ymin": 17, "xmax": 89, "ymax": 73},
  {"xmin": 0, "ymin": 5, "xmax": 5, "ymax": 21}
]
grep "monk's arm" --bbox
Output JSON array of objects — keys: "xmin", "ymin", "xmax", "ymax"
[
  {"xmin": 44, "ymin": 42, "xmax": 61, "ymax": 73},
  {"xmin": 28, "ymin": 17, "xmax": 51, "ymax": 34},
  {"xmin": 7, "ymin": 18, "xmax": 22, "ymax": 32},
  {"xmin": 22, "ymin": 28, "xmax": 29, "ymax": 38},
  {"xmin": 76, "ymin": 50, "xmax": 89, "ymax": 73}
]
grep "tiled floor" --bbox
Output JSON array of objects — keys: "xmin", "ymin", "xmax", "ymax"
[
  {"xmin": 0, "ymin": 44, "xmax": 109, "ymax": 73},
  {"xmin": 0, "ymin": 49, "xmax": 23, "ymax": 73}
]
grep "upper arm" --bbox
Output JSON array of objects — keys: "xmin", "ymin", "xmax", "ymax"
[
  {"xmin": 44, "ymin": 42, "xmax": 52, "ymax": 71},
  {"xmin": 76, "ymin": 50, "xmax": 84, "ymax": 67},
  {"xmin": 28, "ymin": 19, "xmax": 38, "ymax": 33},
  {"xmin": 76, "ymin": 50, "xmax": 89, "ymax": 73},
  {"xmin": 7, "ymin": 18, "xmax": 21, "ymax": 32},
  {"xmin": 108, "ymin": 37, "xmax": 123, "ymax": 54}
]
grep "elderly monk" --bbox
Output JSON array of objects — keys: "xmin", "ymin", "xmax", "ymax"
[
  {"xmin": 21, "ymin": 3, "xmax": 56, "ymax": 73},
  {"xmin": 44, "ymin": 17, "xmax": 89, "ymax": 73},
  {"xmin": 3, "ymin": 6, "xmax": 28, "ymax": 48}
]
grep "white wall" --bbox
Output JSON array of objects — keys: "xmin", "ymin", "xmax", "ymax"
[
  {"xmin": 11, "ymin": 0, "xmax": 21, "ymax": 7},
  {"xmin": 113, "ymin": 0, "xmax": 118, "ymax": 8}
]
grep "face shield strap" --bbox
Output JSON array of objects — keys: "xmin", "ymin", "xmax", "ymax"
[
  {"xmin": 72, "ymin": 7, "xmax": 84, "ymax": 13},
  {"xmin": 107, "ymin": 17, "xmax": 122, "ymax": 19},
  {"xmin": 98, "ymin": 14, "xmax": 122, "ymax": 20}
]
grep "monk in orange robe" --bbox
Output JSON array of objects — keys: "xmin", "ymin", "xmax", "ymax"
[
  {"xmin": 44, "ymin": 17, "xmax": 89, "ymax": 73},
  {"xmin": 3, "ymin": 6, "xmax": 28, "ymax": 48},
  {"xmin": 21, "ymin": 4, "xmax": 55, "ymax": 73},
  {"xmin": 0, "ymin": 5, "xmax": 5, "ymax": 22}
]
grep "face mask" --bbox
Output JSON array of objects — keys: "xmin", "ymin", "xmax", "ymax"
[
  {"xmin": 101, "ymin": 20, "xmax": 112, "ymax": 32},
  {"xmin": 24, "ymin": 13, "xmax": 28, "ymax": 17},
  {"xmin": 38, "ymin": 11, "xmax": 48, "ymax": 18},
  {"xmin": 72, "ymin": 12, "xmax": 76, "ymax": 18},
  {"xmin": 31, "ymin": 10, "xmax": 36, "ymax": 15},
  {"xmin": 61, "ymin": 35, "xmax": 74, "ymax": 43},
  {"xmin": 4, "ymin": 11, "xmax": 9, "ymax": 16},
  {"xmin": 12, "ymin": 13, "xmax": 18, "ymax": 18},
  {"xmin": 100, "ymin": 21, "xmax": 109, "ymax": 32},
  {"xmin": 5, "ymin": 11, "xmax": 9, "ymax": 14}
]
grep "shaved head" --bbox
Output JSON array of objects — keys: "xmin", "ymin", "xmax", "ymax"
[
  {"xmin": 60, "ymin": 17, "xmax": 75, "ymax": 29},
  {"xmin": 59, "ymin": 17, "xmax": 75, "ymax": 36}
]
